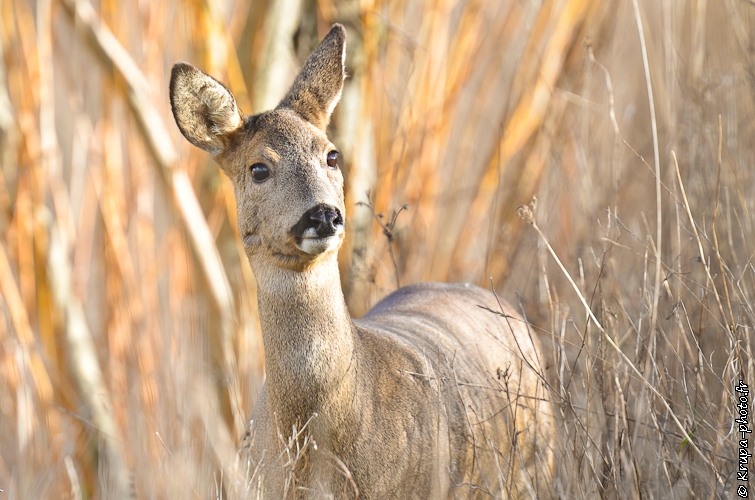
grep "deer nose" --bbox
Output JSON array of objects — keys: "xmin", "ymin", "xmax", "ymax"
[{"xmin": 291, "ymin": 203, "xmax": 344, "ymax": 239}]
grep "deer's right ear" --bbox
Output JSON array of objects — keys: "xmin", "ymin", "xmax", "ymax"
[
  {"xmin": 170, "ymin": 63, "xmax": 243, "ymax": 155},
  {"xmin": 277, "ymin": 24, "xmax": 346, "ymax": 131}
]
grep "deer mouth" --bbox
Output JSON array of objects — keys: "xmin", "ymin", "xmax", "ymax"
[
  {"xmin": 296, "ymin": 230, "xmax": 344, "ymax": 255},
  {"xmin": 295, "ymin": 225, "xmax": 345, "ymax": 255}
]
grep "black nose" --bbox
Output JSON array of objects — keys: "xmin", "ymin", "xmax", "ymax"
[{"xmin": 291, "ymin": 204, "xmax": 344, "ymax": 238}]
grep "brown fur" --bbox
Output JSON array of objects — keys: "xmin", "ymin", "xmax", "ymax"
[{"xmin": 170, "ymin": 24, "xmax": 555, "ymax": 499}]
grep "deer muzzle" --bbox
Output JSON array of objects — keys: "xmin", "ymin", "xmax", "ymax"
[{"xmin": 291, "ymin": 203, "xmax": 345, "ymax": 255}]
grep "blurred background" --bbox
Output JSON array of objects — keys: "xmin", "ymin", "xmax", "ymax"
[{"xmin": 0, "ymin": 0, "xmax": 753, "ymax": 497}]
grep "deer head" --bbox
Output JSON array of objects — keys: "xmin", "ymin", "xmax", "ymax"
[{"xmin": 169, "ymin": 25, "xmax": 347, "ymax": 273}]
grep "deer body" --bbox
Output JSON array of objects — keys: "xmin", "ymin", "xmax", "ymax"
[{"xmin": 170, "ymin": 25, "xmax": 554, "ymax": 499}]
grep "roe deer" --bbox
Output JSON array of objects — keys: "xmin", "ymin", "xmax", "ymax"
[{"xmin": 170, "ymin": 24, "xmax": 555, "ymax": 499}]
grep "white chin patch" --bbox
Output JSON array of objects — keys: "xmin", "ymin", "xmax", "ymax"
[{"xmin": 298, "ymin": 227, "xmax": 344, "ymax": 255}]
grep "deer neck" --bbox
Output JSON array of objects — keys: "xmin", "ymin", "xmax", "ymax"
[{"xmin": 254, "ymin": 256, "xmax": 356, "ymax": 431}]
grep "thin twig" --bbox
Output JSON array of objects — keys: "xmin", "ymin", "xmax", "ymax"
[
  {"xmin": 586, "ymin": 45, "xmax": 619, "ymax": 138},
  {"xmin": 357, "ymin": 201, "xmax": 409, "ymax": 289},
  {"xmin": 671, "ymin": 151, "xmax": 734, "ymax": 345},
  {"xmin": 710, "ymin": 115, "xmax": 736, "ymax": 331}
]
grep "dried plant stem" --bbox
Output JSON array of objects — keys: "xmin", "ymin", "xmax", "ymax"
[
  {"xmin": 586, "ymin": 46, "xmax": 619, "ymax": 137},
  {"xmin": 0, "ymin": 240, "xmax": 53, "ymax": 412},
  {"xmin": 253, "ymin": 0, "xmax": 304, "ymax": 111},
  {"xmin": 518, "ymin": 205, "xmax": 723, "ymax": 484},
  {"xmin": 0, "ymin": 239, "xmax": 34, "ymax": 353},
  {"xmin": 672, "ymin": 151, "xmax": 733, "ymax": 344},
  {"xmin": 358, "ymin": 201, "xmax": 409, "ymax": 289},
  {"xmin": 49, "ymin": 226, "xmax": 131, "ymax": 497},
  {"xmin": 710, "ymin": 116, "xmax": 736, "ymax": 330},
  {"xmin": 632, "ymin": 0, "xmax": 663, "ymax": 342},
  {"xmin": 64, "ymin": 455, "xmax": 83, "ymax": 500}
]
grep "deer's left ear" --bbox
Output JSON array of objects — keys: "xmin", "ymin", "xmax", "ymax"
[
  {"xmin": 170, "ymin": 62, "xmax": 244, "ymax": 155},
  {"xmin": 277, "ymin": 24, "xmax": 346, "ymax": 131}
]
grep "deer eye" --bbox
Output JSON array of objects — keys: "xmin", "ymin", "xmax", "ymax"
[
  {"xmin": 250, "ymin": 163, "xmax": 270, "ymax": 183},
  {"xmin": 326, "ymin": 151, "xmax": 339, "ymax": 169}
]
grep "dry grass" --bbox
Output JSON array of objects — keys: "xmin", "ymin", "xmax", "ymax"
[{"xmin": 0, "ymin": 0, "xmax": 752, "ymax": 498}]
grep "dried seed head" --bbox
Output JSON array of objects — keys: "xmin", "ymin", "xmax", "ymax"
[{"xmin": 517, "ymin": 196, "xmax": 537, "ymax": 225}]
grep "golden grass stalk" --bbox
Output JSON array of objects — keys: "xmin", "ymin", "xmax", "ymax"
[{"xmin": 631, "ymin": 0, "xmax": 662, "ymax": 343}]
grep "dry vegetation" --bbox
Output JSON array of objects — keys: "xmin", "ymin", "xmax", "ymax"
[{"xmin": 0, "ymin": 0, "xmax": 752, "ymax": 498}]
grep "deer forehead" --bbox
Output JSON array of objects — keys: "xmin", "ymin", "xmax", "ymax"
[{"xmin": 219, "ymin": 109, "xmax": 333, "ymax": 171}]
